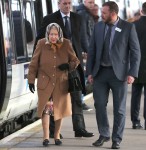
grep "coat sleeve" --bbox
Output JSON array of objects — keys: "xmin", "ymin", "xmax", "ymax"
[
  {"xmin": 128, "ymin": 24, "xmax": 141, "ymax": 77},
  {"xmin": 27, "ymin": 40, "xmax": 42, "ymax": 84},
  {"xmin": 78, "ymin": 12, "xmax": 89, "ymax": 53},
  {"xmin": 86, "ymin": 26, "xmax": 96, "ymax": 76},
  {"xmin": 67, "ymin": 41, "xmax": 80, "ymax": 71}
]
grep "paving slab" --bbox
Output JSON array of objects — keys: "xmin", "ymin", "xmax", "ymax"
[{"xmin": 0, "ymin": 91, "xmax": 146, "ymax": 150}]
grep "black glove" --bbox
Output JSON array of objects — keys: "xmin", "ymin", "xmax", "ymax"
[
  {"xmin": 29, "ymin": 83, "xmax": 35, "ymax": 93},
  {"xmin": 58, "ymin": 63, "xmax": 69, "ymax": 71}
]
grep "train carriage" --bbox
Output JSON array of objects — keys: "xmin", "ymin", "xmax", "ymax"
[{"xmin": 0, "ymin": 0, "xmax": 54, "ymax": 139}]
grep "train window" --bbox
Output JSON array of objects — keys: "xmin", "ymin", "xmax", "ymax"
[
  {"xmin": 23, "ymin": 1, "xmax": 34, "ymax": 58},
  {"xmin": 42, "ymin": 0, "xmax": 47, "ymax": 16},
  {"xmin": 1, "ymin": 0, "xmax": 16, "ymax": 65},
  {"xmin": 51, "ymin": 0, "xmax": 58, "ymax": 12},
  {"xmin": 11, "ymin": 0, "xmax": 28, "ymax": 63},
  {"xmin": 0, "ymin": 0, "xmax": 13, "ymax": 116}
]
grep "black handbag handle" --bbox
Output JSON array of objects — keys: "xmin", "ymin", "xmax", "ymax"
[
  {"xmin": 68, "ymin": 70, "xmax": 82, "ymax": 92},
  {"xmin": 68, "ymin": 70, "xmax": 79, "ymax": 78}
]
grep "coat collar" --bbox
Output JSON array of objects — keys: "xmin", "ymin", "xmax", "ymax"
[
  {"xmin": 55, "ymin": 10, "xmax": 65, "ymax": 31},
  {"xmin": 55, "ymin": 10, "xmax": 77, "ymax": 39}
]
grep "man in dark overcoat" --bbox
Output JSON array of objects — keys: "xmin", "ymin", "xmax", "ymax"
[
  {"xmin": 33, "ymin": 0, "xmax": 94, "ymax": 138},
  {"xmin": 131, "ymin": 2, "xmax": 146, "ymax": 130}
]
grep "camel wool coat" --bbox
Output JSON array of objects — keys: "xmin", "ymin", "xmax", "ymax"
[{"xmin": 27, "ymin": 38, "xmax": 80, "ymax": 120}]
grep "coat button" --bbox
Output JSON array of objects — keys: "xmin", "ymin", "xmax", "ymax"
[
  {"xmin": 53, "ymin": 83, "xmax": 55, "ymax": 86},
  {"xmin": 54, "ymin": 56, "xmax": 56, "ymax": 58},
  {"xmin": 52, "ymin": 74, "xmax": 55, "ymax": 77}
]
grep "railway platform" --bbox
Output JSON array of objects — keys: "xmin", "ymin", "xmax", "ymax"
[{"xmin": 0, "ymin": 90, "xmax": 146, "ymax": 150}]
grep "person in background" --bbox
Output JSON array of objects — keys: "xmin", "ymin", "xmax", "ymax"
[
  {"xmin": 83, "ymin": 3, "xmax": 100, "ymax": 96},
  {"xmin": 76, "ymin": 0, "xmax": 96, "ymax": 110},
  {"xmin": 33, "ymin": 0, "xmax": 94, "ymax": 139},
  {"xmin": 131, "ymin": 2, "xmax": 146, "ymax": 130},
  {"xmin": 86, "ymin": 1, "xmax": 141, "ymax": 149},
  {"xmin": 90, "ymin": 4, "xmax": 100, "ymax": 23},
  {"xmin": 76, "ymin": 0, "xmax": 96, "ymax": 53},
  {"xmin": 27, "ymin": 23, "xmax": 80, "ymax": 146}
]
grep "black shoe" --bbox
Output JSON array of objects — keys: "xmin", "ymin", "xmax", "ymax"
[
  {"xmin": 92, "ymin": 135, "xmax": 110, "ymax": 147},
  {"xmin": 42, "ymin": 139, "xmax": 49, "ymax": 147},
  {"xmin": 50, "ymin": 133, "xmax": 63, "ymax": 139},
  {"xmin": 55, "ymin": 139, "xmax": 62, "ymax": 145},
  {"xmin": 75, "ymin": 129, "xmax": 94, "ymax": 137},
  {"xmin": 82, "ymin": 103, "xmax": 92, "ymax": 111},
  {"xmin": 111, "ymin": 141, "xmax": 120, "ymax": 149},
  {"xmin": 60, "ymin": 134, "xmax": 63, "ymax": 139},
  {"xmin": 132, "ymin": 123, "xmax": 143, "ymax": 129}
]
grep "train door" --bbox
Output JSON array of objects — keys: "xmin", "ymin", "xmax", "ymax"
[
  {"xmin": 0, "ymin": 0, "xmax": 54, "ymax": 137},
  {"xmin": 0, "ymin": 0, "xmax": 49, "ymax": 114},
  {"xmin": 0, "ymin": 7, "xmax": 7, "ymax": 113},
  {"xmin": 0, "ymin": 0, "xmax": 37, "ymax": 118},
  {"xmin": 0, "ymin": 0, "xmax": 13, "ymax": 117}
]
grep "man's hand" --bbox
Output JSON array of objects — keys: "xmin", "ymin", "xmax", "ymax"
[
  {"xmin": 88, "ymin": 75, "xmax": 93, "ymax": 84},
  {"xmin": 127, "ymin": 76, "xmax": 135, "ymax": 84}
]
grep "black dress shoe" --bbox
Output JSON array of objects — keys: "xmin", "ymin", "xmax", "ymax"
[
  {"xmin": 50, "ymin": 133, "xmax": 63, "ymax": 139},
  {"xmin": 55, "ymin": 139, "xmax": 62, "ymax": 145},
  {"xmin": 92, "ymin": 135, "xmax": 110, "ymax": 147},
  {"xmin": 132, "ymin": 123, "xmax": 143, "ymax": 129},
  {"xmin": 42, "ymin": 139, "xmax": 49, "ymax": 147},
  {"xmin": 75, "ymin": 129, "xmax": 94, "ymax": 137},
  {"xmin": 111, "ymin": 141, "xmax": 120, "ymax": 149}
]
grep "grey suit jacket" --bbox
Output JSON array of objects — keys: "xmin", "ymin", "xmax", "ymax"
[{"xmin": 86, "ymin": 18, "xmax": 141, "ymax": 81}]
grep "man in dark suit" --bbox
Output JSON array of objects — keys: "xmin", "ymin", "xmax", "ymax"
[
  {"xmin": 131, "ymin": 2, "xmax": 146, "ymax": 130},
  {"xmin": 86, "ymin": 1, "xmax": 141, "ymax": 149},
  {"xmin": 34, "ymin": 0, "xmax": 94, "ymax": 138}
]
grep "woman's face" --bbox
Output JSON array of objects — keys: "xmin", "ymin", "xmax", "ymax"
[{"xmin": 49, "ymin": 27, "xmax": 59, "ymax": 43}]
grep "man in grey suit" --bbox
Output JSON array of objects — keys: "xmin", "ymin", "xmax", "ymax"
[{"xmin": 86, "ymin": 1, "xmax": 141, "ymax": 149}]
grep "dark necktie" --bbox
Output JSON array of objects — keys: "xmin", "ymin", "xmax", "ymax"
[
  {"xmin": 101, "ymin": 24, "xmax": 113, "ymax": 66},
  {"xmin": 64, "ymin": 16, "xmax": 71, "ymax": 40}
]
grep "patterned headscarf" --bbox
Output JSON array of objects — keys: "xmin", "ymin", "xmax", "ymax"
[{"xmin": 45, "ymin": 23, "xmax": 64, "ymax": 44}]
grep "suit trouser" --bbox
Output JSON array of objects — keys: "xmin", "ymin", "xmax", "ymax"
[
  {"xmin": 131, "ymin": 83, "xmax": 146, "ymax": 123},
  {"xmin": 93, "ymin": 67, "xmax": 127, "ymax": 142},
  {"xmin": 49, "ymin": 91, "xmax": 85, "ymax": 133}
]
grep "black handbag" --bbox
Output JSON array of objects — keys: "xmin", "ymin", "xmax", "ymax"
[{"xmin": 68, "ymin": 70, "xmax": 82, "ymax": 92}]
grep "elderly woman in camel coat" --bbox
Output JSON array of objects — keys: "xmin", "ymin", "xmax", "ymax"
[{"xmin": 27, "ymin": 23, "xmax": 79, "ymax": 146}]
